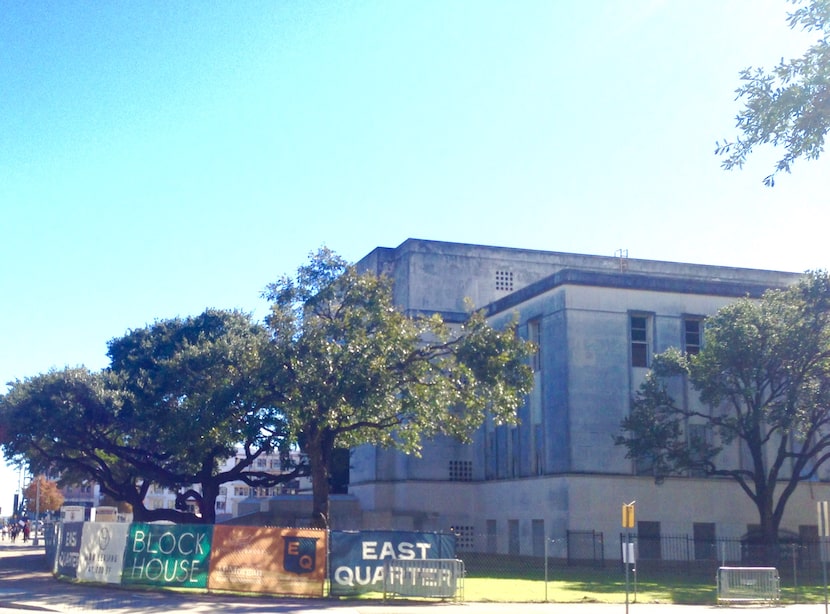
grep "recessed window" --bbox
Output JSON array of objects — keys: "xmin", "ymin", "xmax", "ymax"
[
  {"xmin": 684, "ymin": 319, "xmax": 702, "ymax": 355},
  {"xmin": 486, "ymin": 520, "xmax": 497, "ymax": 553},
  {"xmin": 693, "ymin": 522, "xmax": 716, "ymax": 561},
  {"xmin": 495, "ymin": 270, "xmax": 514, "ymax": 292},
  {"xmin": 630, "ymin": 315, "xmax": 650, "ymax": 368},
  {"xmin": 638, "ymin": 520, "xmax": 661, "ymax": 560},
  {"xmin": 508, "ymin": 519, "xmax": 520, "ymax": 555},
  {"xmin": 528, "ymin": 319, "xmax": 541, "ymax": 372},
  {"xmin": 687, "ymin": 423, "xmax": 711, "ymax": 477}
]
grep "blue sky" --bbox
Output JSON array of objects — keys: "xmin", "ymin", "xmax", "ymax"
[{"xmin": 1, "ymin": 1, "xmax": 827, "ymax": 515}]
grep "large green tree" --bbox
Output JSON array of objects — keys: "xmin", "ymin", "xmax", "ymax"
[
  {"xmin": 716, "ymin": 0, "xmax": 830, "ymax": 185},
  {"xmin": 616, "ymin": 271, "xmax": 830, "ymax": 560},
  {"xmin": 264, "ymin": 248, "xmax": 534, "ymax": 527},
  {"xmin": 0, "ymin": 309, "xmax": 303, "ymax": 523}
]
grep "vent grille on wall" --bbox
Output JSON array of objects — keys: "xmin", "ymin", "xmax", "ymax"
[
  {"xmin": 450, "ymin": 525, "xmax": 475, "ymax": 551},
  {"xmin": 449, "ymin": 460, "xmax": 473, "ymax": 481},
  {"xmin": 495, "ymin": 270, "xmax": 514, "ymax": 292}
]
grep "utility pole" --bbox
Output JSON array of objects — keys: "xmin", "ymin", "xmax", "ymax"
[
  {"xmin": 33, "ymin": 476, "xmax": 41, "ymax": 547},
  {"xmin": 622, "ymin": 501, "xmax": 636, "ymax": 614}
]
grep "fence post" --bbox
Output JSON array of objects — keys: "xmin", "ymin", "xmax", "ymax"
[
  {"xmin": 544, "ymin": 536, "xmax": 548, "ymax": 602},
  {"xmin": 566, "ymin": 530, "xmax": 571, "ymax": 565},
  {"xmin": 686, "ymin": 534, "xmax": 691, "ymax": 573},
  {"xmin": 792, "ymin": 543, "xmax": 798, "ymax": 604}
]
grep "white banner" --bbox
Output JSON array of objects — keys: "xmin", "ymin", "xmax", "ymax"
[{"xmin": 77, "ymin": 522, "xmax": 130, "ymax": 584}]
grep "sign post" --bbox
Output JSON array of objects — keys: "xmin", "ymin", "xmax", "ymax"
[
  {"xmin": 622, "ymin": 501, "xmax": 636, "ymax": 614},
  {"xmin": 819, "ymin": 501, "xmax": 830, "ymax": 614}
]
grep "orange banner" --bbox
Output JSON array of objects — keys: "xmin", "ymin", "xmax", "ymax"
[{"xmin": 208, "ymin": 526, "xmax": 326, "ymax": 596}]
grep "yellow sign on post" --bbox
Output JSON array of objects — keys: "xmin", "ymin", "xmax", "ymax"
[{"xmin": 622, "ymin": 502, "xmax": 636, "ymax": 529}]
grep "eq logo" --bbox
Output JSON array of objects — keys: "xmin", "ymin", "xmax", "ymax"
[{"xmin": 283, "ymin": 536, "xmax": 318, "ymax": 574}]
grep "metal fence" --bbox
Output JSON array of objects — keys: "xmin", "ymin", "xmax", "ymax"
[
  {"xmin": 717, "ymin": 566, "xmax": 780, "ymax": 605},
  {"xmin": 382, "ymin": 558, "xmax": 465, "ymax": 601},
  {"xmin": 455, "ymin": 530, "xmax": 830, "ymax": 584},
  {"xmin": 628, "ymin": 533, "xmax": 828, "ymax": 572},
  {"xmin": 566, "ymin": 530, "xmax": 604, "ymax": 566}
]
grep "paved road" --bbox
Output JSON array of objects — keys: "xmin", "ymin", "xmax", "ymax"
[{"xmin": 0, "ymin": 540, "xmax": 828, "ymax": 613}]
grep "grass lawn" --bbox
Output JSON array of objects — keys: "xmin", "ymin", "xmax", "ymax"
[
  {"xmin": 460, "ymin": 556, "xmax": 830, "ymax": 605},
  {"xmin": 463, "ymin": 567, "xmax": 716, "ymax": 604}
]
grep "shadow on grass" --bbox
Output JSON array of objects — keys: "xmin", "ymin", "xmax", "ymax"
[{"xmin": 462, "ymin": 553, "xmax": 830, "ymax": 605}]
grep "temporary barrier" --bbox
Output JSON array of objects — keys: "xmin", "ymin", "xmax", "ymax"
[
  {"xmin": 52, "ymin": 523, "xmax": 454, "ymax": 601},
  {"xmin": 717, "ymin": 566, "xmax": 780, "ymax": 605},
  {"xmin": 329, "ymin": 530, "xmax": 456, "ymax": 596},
  {"xmin": 382, "ymin": 558, "xmax": 464, "ymax": 601}
]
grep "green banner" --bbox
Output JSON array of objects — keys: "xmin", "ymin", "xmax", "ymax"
[{"xmin": 122, "ymin": 523, "xmax": 213, "ymax": 588}]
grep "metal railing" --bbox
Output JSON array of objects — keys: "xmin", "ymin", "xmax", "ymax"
[
  {"xmin": 382, "ymin": 558, "xmax": 465, "ymax": 601},
  {"xmin": 717, "ymin": 566, "xmax": 780, "ymax": 604}
]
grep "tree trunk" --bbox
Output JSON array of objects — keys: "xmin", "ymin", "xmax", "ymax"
[
  {"xmin": 756, "ymin": 486, "xmax": 781, "ymax": 566},
  {"xmin": 307, "ymin": 430, "xmax": 332, "ymax": 528},
  {"xmin": 199, "ymin": 482, "xmax": 219, "ymax": 524}
]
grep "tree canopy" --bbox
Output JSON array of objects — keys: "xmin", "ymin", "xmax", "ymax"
[
  {"xmin": 616, "ymin": 271, "xmax": 830, "ymax": 559},
  {"xmin": 264, "ymin": 248, "xmax": 535, "ymax": 526},
  {"xmin": 0, "ymin": 309, "xmax": 302, "ymax": 524},
  {"xmin": 716, "ymin": 0, "xmax": 830, "ymax": 185},
  {"xmin": 1, "ymin": 251, "xmax": 534, "ymax": 527},
  {"xmin": 23, "ymin": 475, "xmax": 64, "ymax": 515}
]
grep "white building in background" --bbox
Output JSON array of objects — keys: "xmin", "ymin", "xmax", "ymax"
[
  {"xmin": 142, "ymin": 448, "xmax": 311, "ymax": 521},
  {"xmin": 59, "ymin": 482, "xmax": 100, "ymax": 510},
  {"xmin": 348, "ymin": 238, "xmax": 830, "ymax": 557},
  {"xmin": 62, "ymin": 448, "xmax": 310, "ymax": 522}
]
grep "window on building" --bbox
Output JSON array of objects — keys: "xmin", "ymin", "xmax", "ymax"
[
  {"xmin": 533, "ymin": 424, "xmax": 545, "ymax": 476},
  {"xmin": 508, "ymin": 519, "xmax": 520, "ymax": 555},
  {"xmin": 684, "ymin": 318, "xmax": 702, "ymax": 355},
  {"xmin": 637, "ymin": 520, "xmax": 661, "ymax": 560},
  {"xmin": 800, "ymin": 524, "xmax": 820, "ymax": 562},
  {"xmin": 693, "ymin": 522, "xmax": 716, "ymax": 560},
  {"xmin": 688, "ymin": 423, "xmax": 712, "ymax": 477},
  {"xmin": 510, "ymin": 428, "xmax": 519, "ymax": 478},
  {"xmin": 532, "ymin": 519, "xmax": 546, "ymax": 557},
  {"xmin": 485, "ymin": 430, "xmax": 497, "ymax": 480},
  {"xmin": 486, "ymin": 520, "xmax": 497, "ymax": 553},
  {"xmin": 528, "ymin": 319, "xmax": 541, "ymax": 372},
  {"xmin": 630, "ymin": 315, "xmax": 650, "ymax": 368},
  {"xmin": 634, "ymin": 453, "xmax": 654, "ymax": 476}
]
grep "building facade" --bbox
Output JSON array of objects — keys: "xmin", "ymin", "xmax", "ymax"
[{"xmin": 350, "ymin": 238, "xmax": 829, "ymax": 558}]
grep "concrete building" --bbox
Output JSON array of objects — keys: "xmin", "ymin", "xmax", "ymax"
[{"xmin": 349, "ymin": 238, "xmax": 829, "ymax": 558}]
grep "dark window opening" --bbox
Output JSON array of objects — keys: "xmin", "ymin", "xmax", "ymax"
[{"xmin": 631, "ymin": 315, "xmax": 649, "ymax": 367}]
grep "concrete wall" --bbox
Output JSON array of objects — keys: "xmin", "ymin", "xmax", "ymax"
[
  {"xmin": 351, "ymin": 474, "xmax": 830, "ymax": 560},
  {"xmin": 349, "ymin": 239, "xmax": 813, "ymax": 556}
]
